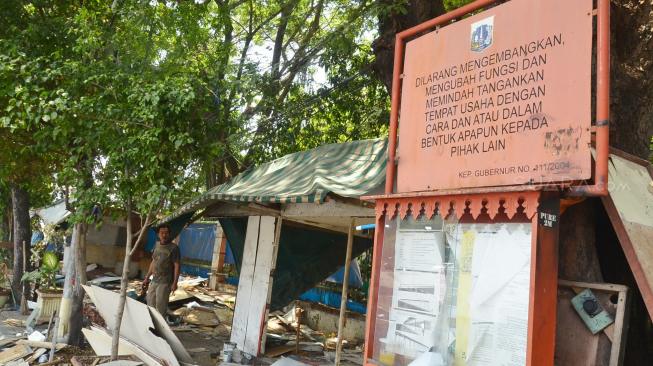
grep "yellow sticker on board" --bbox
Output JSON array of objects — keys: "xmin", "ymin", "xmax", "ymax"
[{"xmin": 454, "ymin": 230, "xmax": 475, "ymax": 365}]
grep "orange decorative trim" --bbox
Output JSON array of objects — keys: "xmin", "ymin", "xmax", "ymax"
[{"xmin": 374, "ymin": 191, "xmax": 541, "ymax": 221}]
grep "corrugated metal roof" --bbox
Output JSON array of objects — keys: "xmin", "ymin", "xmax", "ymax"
[
  {"xmin": 165, "ymin": 138, "xmax": 387, "ymax": 221},
  {"xmin": 602, "ymin": 150, "xmax": 653, "ymax": 319}
]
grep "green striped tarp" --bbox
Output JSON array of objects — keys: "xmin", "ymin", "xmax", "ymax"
[{"xmin": 165, "ymin": 138, "xmax": 387, "ymax": 222}]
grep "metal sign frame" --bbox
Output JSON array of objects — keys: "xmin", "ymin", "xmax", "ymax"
[
  {"xmin": 363, "ymin": 0, "xmax": 611, "ymax": 365},
  {"xmin": 382, "ymin": 0, "xmax": 610, "ymax": 198},
  {"xmin": 363, "ymin": 191, "xmax": 561, "ymax": 366}
]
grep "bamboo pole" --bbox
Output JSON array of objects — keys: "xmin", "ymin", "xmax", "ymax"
[{"xmin": 335, "ymin": 218, "xmax": 355, "ymax": 366}]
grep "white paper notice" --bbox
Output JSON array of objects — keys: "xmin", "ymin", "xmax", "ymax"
[
  {"xmin": 395, "ymin": 231, "xmax": 444, "ymax": 272},
  {"xmin": 460, "ymin": 224, "xmax": 532, "ymax": 366},
  {"xmin": 386, "ymin": 229, "xmax": 447, "ymax": 358}
]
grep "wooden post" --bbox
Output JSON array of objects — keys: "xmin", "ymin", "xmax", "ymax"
[
  {"xmin": 295, "ymin": 304, "xmax": 303, "ymax": 354},
  {"xmin": 209, "ymin": 222, "xmax": 227, "ymax": 290},
  {"xmin": 335, "ymin": 218, "xmax": 355, "ymax": 366}
]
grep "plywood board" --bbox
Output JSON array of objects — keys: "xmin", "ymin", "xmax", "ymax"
[
  {"xmin": 82, "ymin": 327, "xmax": 133, "ymax": 356},
  {"xmin": 82, "ymin": 326, "xmax": 163, "ymax": 366},
  {"xmin": 231, "ymin": 216, "xmax": 261, "ymax": 350},
  {"xmin": 147, "ymin": 306, "xmax": 194, "ymax": 363},
  {"xmin": 83, "ymin": 285, "xmax": 182, "ymax": 366},
  {"xmin": 244, "ymin": 216, "xmax": 278, "ymax": 355}
]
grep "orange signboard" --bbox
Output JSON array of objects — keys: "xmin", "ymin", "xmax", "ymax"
[{"xmin": 397, "ymin": 0, "xmax": 593, "ymax": 193}]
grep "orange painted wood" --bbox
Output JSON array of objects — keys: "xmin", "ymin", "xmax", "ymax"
[
  {"xmin": 363, "ymin": 214, "xmax": 385, "ymax": 363},
  {"xmin": 526, "ymin": 192, "xmax": 560, "ymax": 366}
]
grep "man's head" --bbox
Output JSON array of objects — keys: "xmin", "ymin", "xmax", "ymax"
[{"xmin": 157, "ymin": 224, "xmax": 171, "ymax": 244}]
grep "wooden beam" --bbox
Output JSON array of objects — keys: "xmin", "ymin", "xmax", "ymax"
[
  {"xmin": 209, "ymin": 222, "xmax": 227, "ymax": 290},
  {"xmin": 282, "ymin": 200, "xmax": 374, "ymax": 218},
  {"xmin": 204, "ymin": 202, "xmax": 280, "ymax": 218},
  {"xmin": 335, "ymin": 218, "xmax": 355, "ymax": 366}
]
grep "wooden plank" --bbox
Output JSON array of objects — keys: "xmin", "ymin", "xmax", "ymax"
[
  {"xmin": 16, "ymin": 340, "xmax": 66, "ymax": 350},
  {"xmin": 555, "ymin": 287, "xmax": 601, "ymax": 365},
  {"xmin": 559, "ymin": 280, "xmax": 629, "ymax": 293},
  {"xmin": 610, "ymin": 288, "xmax": 630, "ymax": 366},
  {"xmin": 264, "ymin": 345, "xmax": 295, "ymax": 357},
  {"xmin": 25, "ymin": 348, "xmax": 47, "ymax": 364},
  {"xmin": 244, "ymin": 216, "xmax": 278, "ymax": 356},
  {"xmin": 230, "ymin": 216, "xmax": 261, "ymax": 350},
  {"xmin": 0, "ymin": 344, "xmax": 32, "ymax": 364},
  {"xmin": 282, "ymin": 200, "xmax": 374, "ymax": 218},
  {"xmin": 264, "ymin": 217, "xmax": 283, "ymax": 347},
  {"xmin": 0, "ymin": 336, "xmax": 22, "ymax": 348}
]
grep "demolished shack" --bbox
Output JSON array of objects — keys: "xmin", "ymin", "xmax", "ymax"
[{"xmin": 161, "ymin": 138, "xmax": 387, "ymax": 357}]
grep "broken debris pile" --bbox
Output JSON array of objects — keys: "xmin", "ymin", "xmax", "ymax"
[
  {"xmin": 259, "ymin": 302, "xmax": 363, "ymax": 362},
  {"xmin": 0, "ymin": 330, "xmax": 69, "ymax": 365},
  {"xmin": 80, "ymin": 275, "xmax": 237, "ymax": 365},
  {"xmin": 82, "ymin": 285, "xmax": 194, "ymax": 366}
]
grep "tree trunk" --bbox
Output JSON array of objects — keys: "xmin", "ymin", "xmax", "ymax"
[
  {"xmin": 610, "ymin": 0, "xmax": 653, "ymax": 160},
  {"xmin": 111, "ymin": 201, "xmax": 133, "ymax": 360},
  {"xmin": 558, "ymin": 199, "xmax": 603, "ymax": 282},
  {"xmin": 69, "ymin": 222, "xmax": 88, "ymax": 346},
  {"xmin": 0, "ymin": 206, "xmax": 9, "ymax": 242},
  {"xmin": 372, "ymin": 0, "xmax": 445, "ymax": 93},
  {"xmin": 57, "ymin": 227, "xmax": 77, "ymax": 339},
  {"xmin": 10, "ymin": 184, "xmax": 30, "ymax": 310},
  {"xmin": 58, "ymin": 222, "xmax": 88, "ymax": 344}
]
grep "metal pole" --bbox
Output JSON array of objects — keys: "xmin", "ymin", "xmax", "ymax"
[
  {"xmin": 569, "ymin": 0, "xmax": 610, "ymax": 196},
  {"xmin": 335, "ymin": 218, "xmax": 355, "ymax": 366}
]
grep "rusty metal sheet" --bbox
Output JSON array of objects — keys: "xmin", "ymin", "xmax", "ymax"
[
  {"xmin": 602, "ymin": 151, "xmax": 653, "ymax": 319},
  {"xmin": 397, "ymin": 0, "xmax": 593, "ymax": 192}
]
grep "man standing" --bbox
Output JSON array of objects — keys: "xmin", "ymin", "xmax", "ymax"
[{"xmin": 143, "ymin": 224, "xmax": 180, "ymax": 316}]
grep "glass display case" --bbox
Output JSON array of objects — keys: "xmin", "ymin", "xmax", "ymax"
[{"xmin": 370, "ymin": 214, "xmax": 532, "ymax": 366}]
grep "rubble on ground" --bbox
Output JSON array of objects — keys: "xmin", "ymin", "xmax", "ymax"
[{"xmin": 1, "ymin": 269, "xmax": 363, "ymax": 366}]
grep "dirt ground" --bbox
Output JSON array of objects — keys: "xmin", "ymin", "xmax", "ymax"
[{"xmin": 0, "ymin": 280, "xmax": 363, "ymax": 366}]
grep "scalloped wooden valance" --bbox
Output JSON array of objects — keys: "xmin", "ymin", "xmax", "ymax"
[{"xmin": 374, "ymin": 191, "xmax": 541, "ymax": 221}]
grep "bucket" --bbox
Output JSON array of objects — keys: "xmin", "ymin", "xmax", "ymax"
[
  {"xmin": 221, "ymin": 342, "xmax": 236, "ymax": 363},
  {"xmin": 220, "ymin": 350, "xmax": 233, "ymax": 362}
]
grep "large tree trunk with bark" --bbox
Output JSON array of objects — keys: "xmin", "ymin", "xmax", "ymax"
[
  {"xmin": 10, "ymin": 184, "xmax": 30, "ymax": 311},
  {"xmin": 69, "ymin": 222, "xmax": 88, "ymax": 346},
  {"xmin": 610, "ymin": 1, "xmax": 653, "ymax": 160},
  {"xmin": 372, "ymin": 0, "xmax": 445, "ymax": 93},
  {"xmin": 57, "ymin": 222, "xmax": 88, "ymax": 344}
]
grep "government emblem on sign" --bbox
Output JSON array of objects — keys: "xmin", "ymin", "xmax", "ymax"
[{"xmin": 470, "ymin": 16, "xmax": 493, "ymax": 52}]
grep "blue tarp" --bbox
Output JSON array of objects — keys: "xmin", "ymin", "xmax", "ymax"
[
  {"xmin": 145, "ymin": 223, "xmax": 234, "ymax": 277},
  {"xmin": 326, "ymin": 261, "xmax": 363, "ymax": 288},
  {"xmin": 299, "ymin": 288, "xmax": 367, "ymax": 314},
  {"xmin": 177, "ymin": 223, "xmax": 215, "ymax": 261}
]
